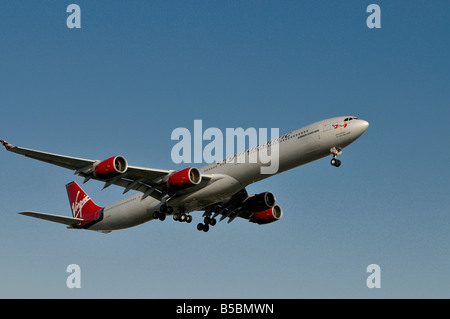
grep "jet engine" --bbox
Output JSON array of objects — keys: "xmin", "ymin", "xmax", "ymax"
[
  {"xmin": 94, "ymin": 156, "xmax": 128, "ymax": 180},
  {"xmin": 250, "ymin": 205, "xmax": 283, "ymax": 224},
  {"xmin": 168, "ymin": 167, "xmax": 201, "ymax": 189},
  {"xmin": 243, "ymin": 192, "xmax": 276, "ymax": 212}
]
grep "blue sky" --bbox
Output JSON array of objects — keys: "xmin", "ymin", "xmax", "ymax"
[{"xmin": 0, "ymin": 1, "xmax": 448, "ymax": 298}]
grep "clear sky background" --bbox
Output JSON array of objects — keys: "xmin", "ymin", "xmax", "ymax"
[{"xmin": 0, "ymin": 1, "xmax": 448, "ymax": 298}]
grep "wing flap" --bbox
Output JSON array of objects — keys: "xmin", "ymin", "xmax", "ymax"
[
  {"xmin": 19, "ymin": 211, "xmax": 83, "ymax": 226},
  {"xmin": 126, "ymin": 166, "xmax": 172, "ymax": 183}
]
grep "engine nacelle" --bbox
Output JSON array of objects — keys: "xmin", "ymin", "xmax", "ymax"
[
  {"xmin": 244, "ymin": 192, "xmax": 276, "ymax": 212},
  {"xmin": 94, "ymin": 156, "xmax": 128, "ymax": 180},
  {"xmin": 250, "ymin": 205, "xmax": 283, "ymax": 225},
  {"xmin": 168, "ymin": 167, "xmax": 201, "ymax": 189}
]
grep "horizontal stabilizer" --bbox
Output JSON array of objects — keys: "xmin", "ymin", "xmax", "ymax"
[{"xmin": 19, "ymin": 211, "xmax": 83, "ymax": 226}]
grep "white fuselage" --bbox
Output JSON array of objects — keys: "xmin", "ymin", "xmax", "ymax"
[{"xmin": 89, "ymin": 116, "xmax": 369, "ymax": 231}]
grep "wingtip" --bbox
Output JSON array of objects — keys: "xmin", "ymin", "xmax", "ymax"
[{"xmin": 1, "ymin": 139, "xmax": 13, "ymax": 150}]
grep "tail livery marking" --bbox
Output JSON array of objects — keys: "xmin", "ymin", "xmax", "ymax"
[
  {"xmin": 66, "ymin": 182, "xmax": 103, "ymax": 228},
  {"xmin": 72, "ymin": 191, "xmax": 91, "ymax": 219}
]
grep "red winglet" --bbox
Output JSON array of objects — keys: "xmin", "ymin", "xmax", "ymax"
[{"xmin": 0, "ymin": 140, "xmax": 13, "ymax": 150}]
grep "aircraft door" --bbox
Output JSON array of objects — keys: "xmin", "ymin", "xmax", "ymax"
[{"xmin": 323, "ymin": 120, "xmax": 332, "ymax": 132}]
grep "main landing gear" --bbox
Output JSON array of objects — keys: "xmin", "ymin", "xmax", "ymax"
[
  {"xmin": 153, "ymin": 211, "xmax": 166, "ymax": 221},
  {"xmin": 330, "ymin": 147, "xmax": 342, "ymax": 167},
  {"xmin": 153, "ymin": 209, "xmax": 193, "ymax": 222},
  {"xmin": 153, "ymin": 203, "xmax": 192, "ymax": 223},
  {"xmin": 173, "ymin": 211, "xmax": 192, "ymax": 223},
  {"xmin": 153, "ymin": 203, "xmax": 172, "ymax": 221},
  {"xmin": 152, "ymin": 203, "xmax": 218, "ymax": 232},
  {"xmin": 197, "ymin": 216, "xmax": 217, "ymax": 233}
]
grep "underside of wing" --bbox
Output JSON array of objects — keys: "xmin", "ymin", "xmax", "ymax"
[
  {"xmin": 201, "ymin": 189, "xmax": 283, "ymax": 225},
  {"xmin": 19, "ymin": 211, "xmax": 84, "ymax": 226},
  {"xmin": 202, "ymin": 188, "xmax": 250, "ymax": 223}
]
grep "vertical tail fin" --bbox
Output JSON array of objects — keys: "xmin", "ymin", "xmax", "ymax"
[{"xmin": 66, "ymin": 182, "xmax": 103, "ymax": 223}]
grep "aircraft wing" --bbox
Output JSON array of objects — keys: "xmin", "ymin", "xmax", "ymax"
[
  {"xmin": 1, "ymin": 141, "xmax": 95, "ymax": 170},
  {"xmin": 0, "ymin": 140, "xmax": 183, "ymax": 200}
]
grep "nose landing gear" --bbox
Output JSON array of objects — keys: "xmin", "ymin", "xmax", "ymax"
[
  {"xmin": 330, "ymin": 147, "xmax": 342, "ymax": 167},
  {"xmin": 330, "ymin": 158, "xmax": 341, "ymax": 167}
]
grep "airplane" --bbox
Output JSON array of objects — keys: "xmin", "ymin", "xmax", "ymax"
[{"xmin": 1, "ymin": 116, "xmax": 369, "ymax": 233}]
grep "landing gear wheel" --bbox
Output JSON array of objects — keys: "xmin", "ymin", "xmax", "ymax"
[
  {"xmin": 174, "ymin": 212, "xmax": 190, "ymax": 223},
  {"xmin": 330, "ymin": 158, "xmax": 341, "ymax": 167},
  {"xmin": 330, "ymin": 147, "xmax": 342, "ymax": 167},
  {"xmin": 160, "ymin": 204, "xmax": 174, "ymax": 214},
  {"xmin": 153, "ymin": 211, "xmax": 166, "ymax": 221},
  {"xmin": 197, "ymin": 223, "xmax": 209, "ymax": 232},
  {"xmin": 203, "ymin": 216, "xmax": 216, "ymax": 226}
]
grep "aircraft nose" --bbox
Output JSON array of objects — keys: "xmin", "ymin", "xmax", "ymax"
[
  {"xmin": 355, "ymin": 119, "xmax": 369, "ymax": 137},
  {"xmin": 360, "ymin": 120, "xmax": 369, "ymax": 131}
]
